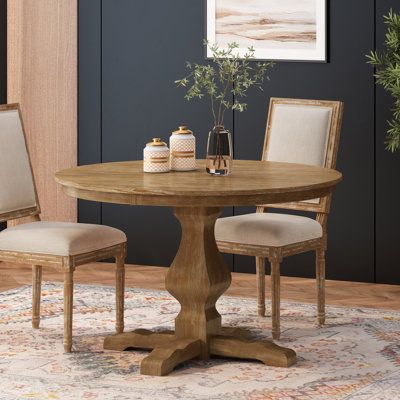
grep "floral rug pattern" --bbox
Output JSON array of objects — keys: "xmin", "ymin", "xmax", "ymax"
[{"xmin": 0, "ymin": 283, "xmax": 399, "ymax": 399}]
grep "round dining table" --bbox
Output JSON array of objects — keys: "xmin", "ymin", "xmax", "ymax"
[{"xmin": 55, "ymin": 159, "xmax": 342, "ymax": 376}]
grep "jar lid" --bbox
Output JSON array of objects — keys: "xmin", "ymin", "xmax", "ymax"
[
  {"xmin": 147, "ymin": 138, "xmax": 167, "ymax": 147},
  {"xmin": 172, "ymin": 125, "xmax": 193, "ymax": 135}
]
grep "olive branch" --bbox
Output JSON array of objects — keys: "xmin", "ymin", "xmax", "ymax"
[{"xmin": 175, "ymin": 41, "xmax": 275, "ymax": 127}]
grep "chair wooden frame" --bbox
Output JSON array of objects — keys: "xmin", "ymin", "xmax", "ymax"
[
  {"xmin": 0, "ymin": 103, "xmax": 126, "ymax": 352},
  {"xmin": 217, "ymin": 98, "xmax": 344, "ymax": 339}
]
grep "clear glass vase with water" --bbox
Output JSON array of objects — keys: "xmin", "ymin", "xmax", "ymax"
[{"xmin": 206, "ymin": 125, "xmax": 233, "ymax": 176}]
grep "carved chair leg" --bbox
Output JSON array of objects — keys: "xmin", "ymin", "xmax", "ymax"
[
  {"xmin": 115, "ymin": 253, "xmax": 125, "ymax": 334},
  {"xmin": 316, "ymin": 248, "xmax": 326, "ymax": 325},
  {"xmin": 270, "ymin": 258, "xmax": 281, "ymax": 340},
  {"xmin": 255, "ymin": 257, "xmax": 266, "ymax": 317},
  {"xmin": 63, "ymin": 270, "xmax": 74, "ymax": 353},
  {"xmin": 32, "ymin": 265, "xmax": 42, "ymax": 329}
]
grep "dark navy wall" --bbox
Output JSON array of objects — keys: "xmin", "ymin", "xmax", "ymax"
[
  {"xmin": 79, "ymin": 0, "xmax": 234, "ymax": 270},
  {"xmin": 375, "ymin": 0, "xmax": 400, "ymax": 284},
  {"xmin": 234, "ymin": 1, "xmax": 376, "ymax": 281},
  {"xmin": 0, "ymin": 0, "xmax": 6, "ymax": 232},
  {"xmin": 78, "ymin": 0, "xmax": 400, "ymax": 284}
]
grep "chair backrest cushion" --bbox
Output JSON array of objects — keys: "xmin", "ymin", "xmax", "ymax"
[
  {"xmin": 0, "ymin": 106, "xmax": 37, "ymax": 216},
  {"xmin": 262, "ymin": 98, "xmax": 343, "ymax": 213},
  {"xmin": 265, "ymin": 104, "xmax": 332, "ymax": 167}
]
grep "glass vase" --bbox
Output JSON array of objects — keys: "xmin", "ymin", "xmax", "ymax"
[{"xmin": 206, "ymin": 125, "xmax": 233, "ymax": 176}]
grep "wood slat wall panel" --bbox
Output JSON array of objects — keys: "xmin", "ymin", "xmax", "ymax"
[{"xmin": 7, "ymin": 0, "xmax": 77, "ymax": 223}]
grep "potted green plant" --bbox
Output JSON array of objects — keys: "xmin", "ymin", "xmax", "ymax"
[
  {"xmin": 367, "ymin": 9, "xmax": 400, "ymax": 152},
  {"xmin": 175, "ymin": 41, "xmax": 274, "ymax": 175}
]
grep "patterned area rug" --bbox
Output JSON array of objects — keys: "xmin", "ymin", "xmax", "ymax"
[{"xmin": 0, "ymin": 283, "xmax": 399, "ymax": 400}]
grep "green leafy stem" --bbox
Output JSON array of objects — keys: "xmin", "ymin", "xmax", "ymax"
[{"xmin": 175, "ymin": 40, "xmax": 275, "ymax": 127}]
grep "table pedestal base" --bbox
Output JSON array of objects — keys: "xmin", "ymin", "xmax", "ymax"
[
  {"xmin": 104, "ymin": 328, "xmax": 296, "ymax": 376},
  {"xmin": 104, "ymin": 206, "xmax": 296, "ymax": 376}
]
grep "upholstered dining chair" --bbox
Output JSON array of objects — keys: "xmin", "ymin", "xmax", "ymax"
[
  {"xmin": 215, "ymin": 98, "xmax": 343, "ymax": 340},
  {"xmin": 0, "ymin": 103, "xmax": 127, "ymax": 353}
]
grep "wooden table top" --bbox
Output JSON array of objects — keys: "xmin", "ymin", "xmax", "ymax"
[{"xmin": 55, "ymin": 160, "xmax": 342, "ymax": 207}]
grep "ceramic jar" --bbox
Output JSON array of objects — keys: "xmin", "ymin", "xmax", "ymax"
[
  {"xmin": 169, "ymin": 126, "xmax": 196, "ymax": 171},
  {"xmin": 143, "ymin": 138, "xmax": 170, "ymax": 173}
]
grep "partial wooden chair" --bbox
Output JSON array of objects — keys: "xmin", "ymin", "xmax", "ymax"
[
  {"xmin": 216, "ymin": 98, "xmax": 343, "ymax": 340},
  {"xmin": 0, "ymin": 103, "xmax": 127, "ymax": 352}
]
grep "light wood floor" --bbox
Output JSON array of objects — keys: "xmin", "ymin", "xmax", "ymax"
[{"xmin": 1, "ymin": 262, "xmax": 399, "ymax": 310}]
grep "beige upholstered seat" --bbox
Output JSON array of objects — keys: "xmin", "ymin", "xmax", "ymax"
[
  {"xmin": 0, "ymin": 221, "xmax": 127, "ymax": 256},
  {"xmin": 215, "ymin": 98, "xmax": 344, "ymax": 340},
  {"xmin": 0, "ymin": 104, "xmax": 127, "ymax": 353},
  {"xmin": 215, "ymin": 213, "xmax": 323, "ymax": 248}
]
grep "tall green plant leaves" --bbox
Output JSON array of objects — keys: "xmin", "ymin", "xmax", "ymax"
[{"xmin": 367, "ymin": 9, "xmax": 400, "ymax": 152}]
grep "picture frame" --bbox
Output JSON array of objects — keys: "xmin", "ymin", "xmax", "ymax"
[{"xmin": 206, "ymin": 0, "xmax": 327, "ymax": 62}]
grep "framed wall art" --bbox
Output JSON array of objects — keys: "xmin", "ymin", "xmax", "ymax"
[{"xmin": 206, "ymin": 0, "xmax": 327, "ymax": 62}]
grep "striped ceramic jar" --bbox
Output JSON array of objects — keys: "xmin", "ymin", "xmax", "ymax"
[
  {"xmin": 143, "ymin": 138, "xmax": 170, "ymax": 173},
  {"xmin": 169, "ymin": 126, "xmax": 196, "ymax": 171}
]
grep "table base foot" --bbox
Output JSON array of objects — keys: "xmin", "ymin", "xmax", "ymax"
[
  {"xmin": 104, "ymin": 327, "xmax": 296, "ymax": 374},
  {"xmin": 104, "ymin": 328, "xmax": 174, "ymax": 351},
  {"xmin": 141, "ymin": 338, "xmax": 202, "ymax": 376},
  {"xmin": 210, "ymin": 335, "xmax": 297, "ymax": 367},
  {"xmin": 220, "ymin": 326, "xmax": 253, "ymax": 339}
]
